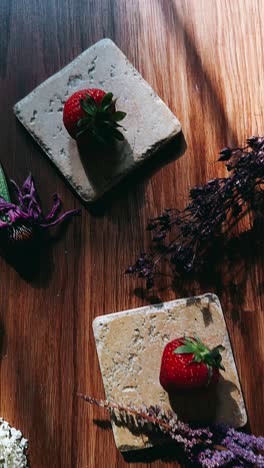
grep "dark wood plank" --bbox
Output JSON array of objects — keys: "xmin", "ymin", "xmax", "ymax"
[{"xmin": 0, "ymin": 0, "xmax": 263, "ymax": 467}]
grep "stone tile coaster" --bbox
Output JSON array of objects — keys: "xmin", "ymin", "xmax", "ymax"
[
  {"xmin": 93, "ymin": 294, "xmax": 247, "ymax": 452},
  {"xmin": 14, "ymin": 39, "xmax": 181, "ymax": 203}
]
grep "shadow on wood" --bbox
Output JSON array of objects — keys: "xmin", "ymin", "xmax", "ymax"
[{"xmin": 0, "ymin": 221, "xmax": 73, "ymax": 287}]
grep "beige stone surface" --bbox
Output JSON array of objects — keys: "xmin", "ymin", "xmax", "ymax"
[
  {"xmin": 14, "ymin": 38, "xmax": 181, "ymax": 203},
  {"xmin": 93, "ymin": 294, "xmax": 247, "ymax": 452}
]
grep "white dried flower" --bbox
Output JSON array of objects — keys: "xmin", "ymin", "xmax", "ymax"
[{"xmin": 0, "ymin": 418, "xmax": 28, "ymax": 467}]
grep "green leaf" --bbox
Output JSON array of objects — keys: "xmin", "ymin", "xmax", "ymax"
[
  {"xmin": 100, "ymin": 104, "xmax": 112, "ymax": 113},
  {"xmin": 193, "ymin": 334, "xmax": 203, "ymax": 344},
  {"xmin": 174, "ymin": 345, "xmax": 195, "ymax": 354},
  {"xmin": 77, "ymin": 117, "xmax": 92, "ymax": 128},
  {"xmin": 109, "ymin": 127, "xmax": 125, "ymax": 141},
  {"xmin": 100, "ymin": 92, "xmax": 113, "ymax": 110},
  {"xmin": 194, "ymin": 355, "xmax": 203, "ymax": 362},
  {"xmin": 76, "ymin": 127, "xmax": 88, "ymax": 138},
  {"xmin": 213, "ymin": 345, "xmax": 225, "ymax": 352},
  {"xmin": 80, "ymin": 98, "xmax": 97, "ymax": 116},
  {"xmin": 0, "ymin": 163, "xmax": 11, "ymax": 202},
  {"xmin": 100, "ymin": 122, "xmax": 124, "ymax": 140},
  {"xmin": 184, "ymin": 336, "xmax": 196, "ymax": 344},
  {"xmin": 76, "ymin": 122, "xmax": 93, "ymax": 138},
  {"xmin": 97, "ymin": 112, "xmax": 110, "ymax": 122},
  {"xmin": 209, "ymin": 345, "xmax": 225, "ymax": 365},
  {"xmin": 84, "ymin": 94, "xmax": 98, "ymax": 111},
  {"xmin": 112, "ymin": 111, "xmax": 127, "ymax": 122},
  {"xmin": 210, "ymin": 348, "xmax": 223, "ymax": 359}
]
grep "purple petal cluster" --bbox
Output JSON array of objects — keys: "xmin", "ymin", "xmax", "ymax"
[
  {"xmin": 126, "ymin": 136, "xmax": 264, "ymax": 288},
  {"xmin": 126, "ymin": 253, "xmax": 155, "ymax": 289},
  {"xmin": 80, "ymin": 395, "xmax": 264, "ymax": 467},
  {"xmin": 197, "ymin": 448, "xmax": 235, "ymax": 467},
  {"xmin": 0, "ymin": 174, "xmax": 80, "ymax": 244}
]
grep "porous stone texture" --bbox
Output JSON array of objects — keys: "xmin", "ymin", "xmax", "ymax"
[
  {"xmin": 14, "ymin": 39, "xmax": 181, "ymax": 202},
  {"xmin": 93, "ymin": 294, "xmax": 247, "ymax": 452}
]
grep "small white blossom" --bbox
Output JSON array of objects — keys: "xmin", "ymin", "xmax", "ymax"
[{"xmin": 0, "ymin": 418, "xmax": 28, "ymax": 468}]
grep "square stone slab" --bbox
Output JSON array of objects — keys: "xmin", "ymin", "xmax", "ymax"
[
  {"xmin": 14, "ymin": 39, "xmax": 181, "ymax": 203},
  {"xmin": 93, "ymin": 294, "xmax": 247, "ymax": 452}
]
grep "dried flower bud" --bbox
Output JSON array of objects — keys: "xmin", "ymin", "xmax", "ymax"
[
  {"xmin": 153, "ymin": 231, "xmax": 166, "ymax": 241},
  {"xmin": 125, "ymin": 266, "xmax": 134, "ymax": 274},
  {"xmin": 218, "ymin": 147, "xmax": 232, "ymax": 161},
  {"xmin": 246, "ymin": 135, "xmax": 264, "ymax": 150},
  {"xmin": 146, "ymin": 222, "xmax": 156, "ymax": 231},
  {"xmin": 127, "ymin": 137, "xmax": 264, "ymax": 288}
]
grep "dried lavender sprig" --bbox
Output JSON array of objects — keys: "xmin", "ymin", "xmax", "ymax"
[
  {"xmin": 126, "ymin": 136, "xmax": 264, "ymax": 288},
  {"xmin": 79, "ymin": 394, "xmax": 264, "ymax": 467},
  {"xmin": 78, "ymin": 394, "xmax": 213, "ymax": 452},
  {"xmin": 78, "ymin": 393, "xmax": 211, "ymax": 448}
]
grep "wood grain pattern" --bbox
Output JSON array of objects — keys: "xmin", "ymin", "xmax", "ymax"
[{"xmin": 0, "ymin": 0, "xmax": 263, "ymax": 467}]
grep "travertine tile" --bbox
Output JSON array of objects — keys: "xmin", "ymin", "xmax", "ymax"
[
  {"xmin": 14, "ymin": 39, "xmax": 181, "ymax": 202},
  {"xmin": 93, "ymin": 294, "xmax": 247, "ymax": 451}
]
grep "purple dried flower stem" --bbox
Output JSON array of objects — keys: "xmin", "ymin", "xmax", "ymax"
[
  {"xmin": 79, "ymin": 395, "xmax": 264, "ymax": 467},
  {"xmin": 78, "ymin": 394, "xmax": 213, "ymax": 449},
  {"xmin": 78, "ymin": 393, "xmax": 173, "ymax": 431},
  {"xmin": 0, "ymin": 171, "xmax": 80, "ymax": 245},
  {"xmin": 127, "ymin": 137, "xmax": 264, "ymax": 288}
]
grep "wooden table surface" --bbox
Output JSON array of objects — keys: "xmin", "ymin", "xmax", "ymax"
[{"xmin": 1, "ymin": 0, "xmax": 264, "ymax": 467}]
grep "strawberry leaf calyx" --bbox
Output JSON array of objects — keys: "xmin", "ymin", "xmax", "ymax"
[
  {"xmin": 100, "ymin": 92, "xmax": 114, "ymax": 111},
  {"xmin": 77, "ymin": 92, "xmax": 126, "ymax": 144},
  {"xmin": 173, "ymin": 336, "xmax": 225, "ymax": 375}
]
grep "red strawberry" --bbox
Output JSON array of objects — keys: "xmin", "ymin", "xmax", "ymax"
[
  {"xmin": 159, "ymin": 335, "xmax": 225, "ymax": 392},
  {"xmin": 63, "ymin": 88, "xmax": 126, "ymax": 143}
]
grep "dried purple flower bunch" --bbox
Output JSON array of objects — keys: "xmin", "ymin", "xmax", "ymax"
[
  {"xmin": 126, "ymin": 136, "xmax": 264, "ymax": 288},
  {"xmin": 79, "ymin": 394, "xmax": 264, "ymax": 467},
  {"xmin": 0, "ymin": 164, "xmax": 80, "ymax": 246}
]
